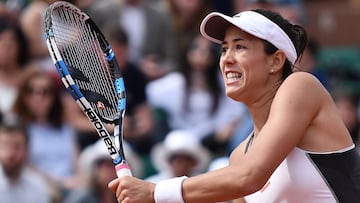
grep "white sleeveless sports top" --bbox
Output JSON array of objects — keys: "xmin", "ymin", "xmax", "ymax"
[{"xmin": 244, "ymin": 134, "xmax": 360, "ymax": 203}]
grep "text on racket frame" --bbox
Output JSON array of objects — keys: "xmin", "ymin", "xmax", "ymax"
[{"xmin": 84, "ymin": 107, "xmax": 118, "ymax": 156}]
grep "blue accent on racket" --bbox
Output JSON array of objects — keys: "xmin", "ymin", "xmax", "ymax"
[
  {"xmin": 115, "ymin": 78, "xmax": 126, "ymax": 110},
  {"xmin": 113, "ymin": 156, "xmax": 122, "ymax": 165},
  {"xmin": 115, "ymin": 78, "xmax": 125, "ymax": 93},
  {"xmin": 106, "ymin": 48, "xmax": 115, "ymax": 61},
  {"xmin": 55, "ymin": 61, "xmax": 70, "ymax": 77},
  {"xmin": 68, "ymin": 84, "xmax": 83, "ymax": 100}
]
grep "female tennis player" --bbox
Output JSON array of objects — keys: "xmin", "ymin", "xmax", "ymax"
[{"xmin": 108, "ymin": 9, "xmax": 360, "ymax": 203}]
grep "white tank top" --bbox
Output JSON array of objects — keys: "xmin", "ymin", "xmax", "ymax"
[{"xmin": 244, "ymin": 143, "xmax": 360, "ymax": 203}]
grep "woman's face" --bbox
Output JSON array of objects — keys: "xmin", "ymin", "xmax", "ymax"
[
  {"xmin": 25, "ymin": 75, "xmax": 55, "ymax": 119},
  {"xmin": 219, "ymin": 26, "xmax": 273, "ymax": 103},
  {"xmin": 0, "ymin": 29, "xmax": 19, "ymax": 68}
]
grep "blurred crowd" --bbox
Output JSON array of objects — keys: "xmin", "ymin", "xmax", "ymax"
[{"xmin": 0, "ymin": 0, "xmax": 359, "ymax": 203}]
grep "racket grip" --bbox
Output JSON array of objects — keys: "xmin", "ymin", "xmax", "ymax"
[{"xmin": 115, "ymin": 162, "xmax": 132, "ymax": 177}]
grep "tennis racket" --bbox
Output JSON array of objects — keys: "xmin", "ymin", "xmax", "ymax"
[{"xmin": 43, "ymin": 1, "xmax": 132, "ymax": 177}]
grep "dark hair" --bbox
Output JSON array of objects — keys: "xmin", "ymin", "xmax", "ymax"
[
  {"xmin": 12, "ymin": 67, "xmax": 64, "ymax": 128},
  {"xmin": 0, "ymin": 115, "xmax": 29, "ymax": 144},
  {"xmin": 0, "ymin": 17, "xmax": 29, "ymax": 66},
  {"xmin": 179, "ymin": 34, "xmax": 222, "ymax": 115},
  {"xmin": 252, "ymin": 9, "xmax": 308, "ymax": 80}
]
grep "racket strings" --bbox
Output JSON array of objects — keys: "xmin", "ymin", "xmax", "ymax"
[{"xmin": 51, "ymin": 8, "xmax": 119, "ymax": 120}]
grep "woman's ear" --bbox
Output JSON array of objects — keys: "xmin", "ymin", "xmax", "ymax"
[{"xmin": 269, "ymin": 50, "xmax": 286, "ymax": 74}]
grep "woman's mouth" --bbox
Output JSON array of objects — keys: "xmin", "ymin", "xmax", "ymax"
[{"xmin": 226, "ymin": 71, "xmax": 242, "ymax": 82}]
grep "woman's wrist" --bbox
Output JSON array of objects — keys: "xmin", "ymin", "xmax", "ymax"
[{"xmin": 154, "ymin": 176, "xmax": 188, "ymax": 203}]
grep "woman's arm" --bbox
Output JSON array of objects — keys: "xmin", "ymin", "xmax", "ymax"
[
  {"xmin": 181, "ymin": 72, "xmax": 323, "ymax": 202},
  {"xmin": 109, "ymin": 72, "xmax": 324, "ymax": 203}
]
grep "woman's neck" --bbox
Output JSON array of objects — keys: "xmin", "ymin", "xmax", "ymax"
[
  {"xmin": 246, "ymin": 78, "xmax": 282, "ymax": 132},
  {"xmin": 246, "ymin": 88, "xmax": 277, "ymax": 133}
]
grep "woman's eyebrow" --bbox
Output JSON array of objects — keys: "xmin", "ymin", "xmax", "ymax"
[{"xmin": 222, "ymin": 38, "xmax": 245, "ymax": 46}]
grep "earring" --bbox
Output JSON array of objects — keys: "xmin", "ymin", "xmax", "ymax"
[{"xmin": 270, "ymin": 69, "xmax": 275, "ymax": 73}]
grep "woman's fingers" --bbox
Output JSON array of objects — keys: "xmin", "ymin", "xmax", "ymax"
[
  {"xmin": 108, "ymin": 176, "xmax": 156, "ymax": 203},
  {"xmin": 108, "ymin": 178, "xmax": 120, "ymax": 193}
]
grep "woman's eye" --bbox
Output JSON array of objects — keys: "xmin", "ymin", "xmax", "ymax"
[
  {"xmin": 236, "ymin": 44, "xmax": 246, "ymax": 50},
  {"xmin": 221, "ymin": 47, "xmax": 228, "ymax": 54}
]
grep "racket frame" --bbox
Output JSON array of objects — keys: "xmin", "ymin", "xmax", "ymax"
[{"xmin": 44, "ymin": 1, "xmax": 131, "ymax": 177}]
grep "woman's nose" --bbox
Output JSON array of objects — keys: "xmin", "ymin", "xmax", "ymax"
[{"xmin": 222, "ymin": 49, "xmax": 235, "ymax": 64}]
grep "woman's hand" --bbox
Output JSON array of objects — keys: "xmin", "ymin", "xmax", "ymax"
[{"xmin": 108, "ymin": 176, "xmax": 156, "ymax": 203}]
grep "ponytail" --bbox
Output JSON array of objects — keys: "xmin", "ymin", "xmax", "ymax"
[{"xmin": 292, "ymin": 24, "xmax": 308, "ymax": 63}]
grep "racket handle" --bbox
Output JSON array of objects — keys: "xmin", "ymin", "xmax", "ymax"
[{"xmin": 115, "ymin": 162, "xmax": 132, "ymax": 177}]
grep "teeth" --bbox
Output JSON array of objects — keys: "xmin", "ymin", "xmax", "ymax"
[{"xmin": 226, "ymin": 72, "xmax": 242, "ymax": 80}]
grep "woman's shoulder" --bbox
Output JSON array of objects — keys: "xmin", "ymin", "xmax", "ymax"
[
  {"xmin": 274, "ymin": 71, "xmax": 330, "ymax": 111},
  {"xmin": 281, "ymin": 71, "xmax": 328, "ymax": 95},
  {"xmin": 286, "ymin": 71, "xmax": 321, "ymax": 84}
]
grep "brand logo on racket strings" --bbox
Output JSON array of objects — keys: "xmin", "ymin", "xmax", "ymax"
[
  {"xmin": 60, "ymin": 4, "xmax": 87, "ymax": 20},
  {"xmin": 84, "ymin": 108, "xmax": 117, "ymax": 155}
]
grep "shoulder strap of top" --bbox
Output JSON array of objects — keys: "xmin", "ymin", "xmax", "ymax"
[{"xmin": 245, "ymin": 131, "xmax": 255, "ymax": 154}]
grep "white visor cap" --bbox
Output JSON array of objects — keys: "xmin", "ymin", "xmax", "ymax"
[{"xmin": 200, "ymin": 11, "xmax": 297, "ymax": 65}]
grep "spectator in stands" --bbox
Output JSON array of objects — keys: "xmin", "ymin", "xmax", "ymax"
[
  {"xmin": 0, "ymin": 16, "xmax": 29, "ymax": 116},
  {"xmin": 65, "ymin": 140, "xmax": 118, "ymax": 203},
  {"xmin": 0, "ymin": 115, "xmax": 50, "ymax": 203},
  {"xmin": 146, "ymin": 130, "xmax": 210, "ymax": 183},
  {"xmin": 12, "ymin": 66, "xmax": 81, "ymax": 202},
  {"xmin": 64, "ymin": 139, "xmax": 143, "ymax": 203}
]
